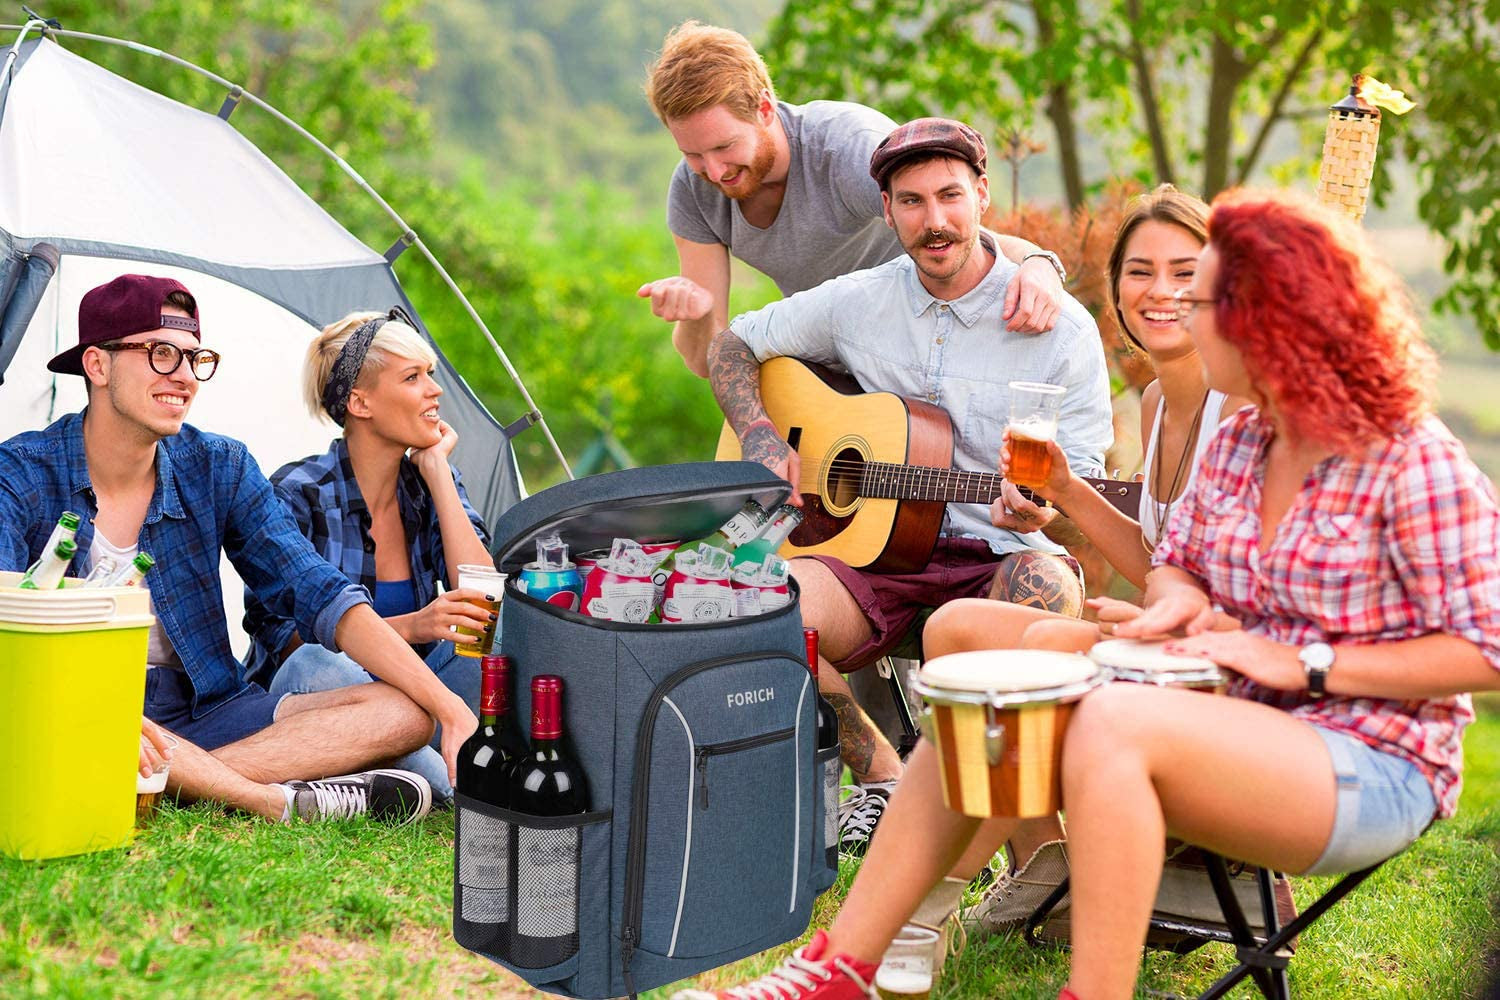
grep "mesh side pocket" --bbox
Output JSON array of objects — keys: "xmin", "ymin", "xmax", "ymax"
[
  {"xmin": 510, "ymin": 823, "xmax": 581, "ymax": 968},
  {"xmin": 458, "ymin": 809, "xmax": 512, "ymax": 924}
]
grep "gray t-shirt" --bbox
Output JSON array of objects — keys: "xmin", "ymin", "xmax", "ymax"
[{"xmin": 667, "ymin": 100, "xmax": 902, "ymax": 296}]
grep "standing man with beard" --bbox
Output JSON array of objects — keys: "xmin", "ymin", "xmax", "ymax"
[
  {"xmin": 707, "ymin": 119, "xmax": 1113, "ymax": 851},
  {"xmin": 638, "ymin": 21, "xmax": 1069, "ymax": 378}
]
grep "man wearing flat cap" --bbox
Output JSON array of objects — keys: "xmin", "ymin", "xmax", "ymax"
[
  {"xmin": 637, "ymin": 21, "xmax": 1069, "ymax": 377},
  {"xmin": 0, "ymin": 273, "xmax": 479, "ymax": 826},
  {"xmin": 709, "ymin": 119, "xmax": 1113, "ymax": 851}
]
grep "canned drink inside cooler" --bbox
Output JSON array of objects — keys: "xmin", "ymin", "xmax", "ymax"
[
  {"xmin": 580, "ymin": 539, "xmax": 657, "ymax": 623},
  {"xmin": 659, "ymin": 545, "xmax": 734, "ymax": 624}
]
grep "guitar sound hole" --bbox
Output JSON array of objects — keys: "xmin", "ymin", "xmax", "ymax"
[{"xmin": 827, "ymin": 447, "xmax": 863, "ymax": 507}]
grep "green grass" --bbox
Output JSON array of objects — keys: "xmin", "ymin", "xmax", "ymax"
[{"xmin": 4, "ymin": 710, "xmax": 1499, "ymax": 999}]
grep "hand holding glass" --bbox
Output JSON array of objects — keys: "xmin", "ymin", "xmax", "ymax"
[
  {"xmin": 454, "ymin": 564, "xmax": 506, "ymax": 658},
  {"xmin": 1007, "ymin": 381, "xmax": 1066, "ymax": 489}
]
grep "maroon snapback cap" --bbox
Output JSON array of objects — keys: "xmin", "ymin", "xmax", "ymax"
[
  {"xmin": 48, "ymin": 273, "xmax": 200, "ymax": 376},
  {"xmin": 869, "ymin": 117, "xmax": 988, "ymax": 188}
]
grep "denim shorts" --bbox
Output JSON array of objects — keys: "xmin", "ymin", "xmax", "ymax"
[
  {"xmin": 144, "ymin": 667, "xmax": 287, "ymax": 750},
  {"xmin": 1304, "ymin": 726, "xmax": 1437, "ymax": 876}
]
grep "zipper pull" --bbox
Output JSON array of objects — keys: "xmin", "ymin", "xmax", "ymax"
[{"xmin": 695, "ymin": 749, "xmax": 709, "ymax": 810}]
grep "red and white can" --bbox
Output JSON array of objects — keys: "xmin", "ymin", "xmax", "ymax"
[
  {"xmin": 659, "ymin": 567, "xmax": 733, "ymax": 624},
  {"xmin": 581, "ymin": 563, "xmax": 656, "ymax": 623},
  {"xmin": 575, "ymin": 548, "xmax": 610, "ymax": 579}
]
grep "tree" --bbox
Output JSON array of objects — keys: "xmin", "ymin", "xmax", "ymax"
[{"xmin": 763, "ymin": 0, "xmax": 1500, "ymax": 348}]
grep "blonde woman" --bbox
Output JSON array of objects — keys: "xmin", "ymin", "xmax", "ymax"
[{"xmin": 245, "ymin": 308, "xmax": 495, "ymax": 803}]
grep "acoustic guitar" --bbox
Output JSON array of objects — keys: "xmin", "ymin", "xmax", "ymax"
[{"xmin": 714, "ymin": 357, "xmax": 1140, "ymax": 573}]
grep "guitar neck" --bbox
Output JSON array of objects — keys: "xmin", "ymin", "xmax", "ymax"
[{"xmin": 858, "ymin": 461, "xmax": 1014, "ymax": 504}]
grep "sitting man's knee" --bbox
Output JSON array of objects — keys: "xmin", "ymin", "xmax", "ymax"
[
  {"xmin": 1020, "ymin": 616, "xmax": 1098, "ymax": 652},
  {"xmin": 989, "ymin": 551, "xmax": 1083, "ymax": 617}
]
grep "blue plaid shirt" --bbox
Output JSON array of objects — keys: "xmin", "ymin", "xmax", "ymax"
[
  {"xmin": 242, "ymin": 438, "xmax": 491, "ymax": 681},
  {"xmin": 0, "ymin": 412, "xmax": 370, "ymax": 717}
]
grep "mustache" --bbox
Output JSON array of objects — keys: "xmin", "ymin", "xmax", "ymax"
[{"xmin": 919, "ymin": 230, "xmax": 957, "ymax": 247}]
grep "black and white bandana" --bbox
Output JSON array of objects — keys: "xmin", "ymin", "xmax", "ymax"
[{"xmin": 320, "ymin": 316, "xmax": 385, "ymax": 426}]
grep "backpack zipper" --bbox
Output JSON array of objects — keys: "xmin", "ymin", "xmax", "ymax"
[{"xmin": 695, "ymin": 727, "xmax": 795, "ymax": 811}]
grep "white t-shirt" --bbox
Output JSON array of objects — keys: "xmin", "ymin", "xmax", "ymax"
[{"xmin": 90, "ymin": 530, "xmax": 182, "ymax": 670}]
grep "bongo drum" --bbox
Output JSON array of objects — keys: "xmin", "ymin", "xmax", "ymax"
[
  {"xmin": 1088, "ymin": 638, "xmax": 1225, "ymax": 693},
  {"xmin": 914, "ymin": 650, "xmax": 1108, "ymax": 818}
]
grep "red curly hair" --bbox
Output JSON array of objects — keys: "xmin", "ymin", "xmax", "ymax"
[{"xmin": 1207, "ymin": 189, "xmax": 1435, "ymax": 453}]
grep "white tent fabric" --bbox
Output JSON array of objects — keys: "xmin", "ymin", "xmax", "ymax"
[
  {"xmin": 0, "ymin": 40, "xmax": 378, "ymax": 270},
  {"xmin": 0, "ymin": 33, "xmax": 533, "ymax": 656}
]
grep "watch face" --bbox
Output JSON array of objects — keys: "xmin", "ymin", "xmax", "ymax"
[{"xmin": 1301, "ymin": 642, "xmax": 1335, "ymax": 670}]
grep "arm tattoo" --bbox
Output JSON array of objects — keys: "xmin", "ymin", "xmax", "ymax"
[
  {"xmin": 823, "ymin": 691, "xmax": 879, "ymax": 775},
  {"xmin": 990, "ymin": 551, "xmax": 1084, "ymax": 617},
  {"xmin": 707, "ymin": 330, "xmax": 768, "ymax": 434}
]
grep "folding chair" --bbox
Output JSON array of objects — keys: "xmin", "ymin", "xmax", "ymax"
[{"xmin": 1021, "ymin": 848, "xmax": 1397, "ymax": 1000}]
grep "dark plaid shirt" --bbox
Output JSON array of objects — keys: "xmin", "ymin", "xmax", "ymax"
[
  {"xmin": 242, "ymin": 438, "xmax": 490, "ymax": 681},
  {"xmin": 0, "ymin": 412, "xmax": 369, "ymax": 716}
]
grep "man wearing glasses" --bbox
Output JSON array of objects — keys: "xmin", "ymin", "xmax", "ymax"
[{"xmin": 0, "ymin": 274, "xmax": 478, "ymax": 826}]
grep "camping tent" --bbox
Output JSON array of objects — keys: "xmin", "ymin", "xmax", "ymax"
[{"xmin": 0, "ymin": 23, "xmax": 566, "ymax": 650}]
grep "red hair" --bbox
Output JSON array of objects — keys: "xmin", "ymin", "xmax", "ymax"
[{"xmin": 1207, "ymin": 189, "xmax": 1434, "ymax": 453}]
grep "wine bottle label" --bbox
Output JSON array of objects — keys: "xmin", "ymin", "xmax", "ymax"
[
  {"xmin": 515, "ymin": 826, "xmax": 579, "ymax": 937},
  {"xmin": 458, "ymin": 812, "xmax": 511, "ymax": 923}
]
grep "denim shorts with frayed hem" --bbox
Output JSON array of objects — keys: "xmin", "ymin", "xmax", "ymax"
[{"xmin": 1303, "ymin": 725, "xmax": 1437, "ymax": 876}]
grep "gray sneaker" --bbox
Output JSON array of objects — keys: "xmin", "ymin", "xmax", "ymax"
[
  {"xmin": 964, "ymin": 840, "xmax": 1071, "ymax": 939},
  {"xmin": 286, "ymin": 769, "xmax": 432, "ymax": 826}
]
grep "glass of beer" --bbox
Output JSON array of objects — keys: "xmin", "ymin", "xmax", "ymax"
[
  {"xmin": 876, "ymin": 924, "xmax": 939, "ymax": 1000},
  {"xmin": 1007, "ymin": 380, "xmax": 1067, "ymax": 489},
  {"xmin": 454, "ymin": 564, "xmax": 507, "ymax": 658}
]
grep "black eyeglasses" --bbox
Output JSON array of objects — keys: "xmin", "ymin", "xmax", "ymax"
[
  {"xmin": 98, "ymin": 340, "xmax": 221, "ymax": 381},
  {"xmin": 1171, "ymin": 287, "xmax": 1218, "ymax": 323}
]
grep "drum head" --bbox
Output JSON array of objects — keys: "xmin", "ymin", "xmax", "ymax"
[
  {"xmin": 1088, "ymin": 638, "xmax": 1222, "ymax": 685},
  {"xmin": 918, "ymin": 649, "xmax": 1101, "ymax": 696}
]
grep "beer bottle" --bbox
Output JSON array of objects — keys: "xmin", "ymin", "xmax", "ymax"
[
  {"xmin": 20, "ymin": 538, "xmax": 77, "ymax": 590},
  {"xmin": 732, "ymin": 504, "xmax": 803, "ymax": 568},
  {"xmin": 108, "ymin": 553, "xmax": 156, "ymax": 588},
  {"xmin": 652, "ymin": 499, "xmax": 768, "ymax": 593}
]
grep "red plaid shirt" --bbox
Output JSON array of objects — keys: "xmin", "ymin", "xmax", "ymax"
[{"xmin": 1154, "ymin": 409, "xmax": 1500, "ymax": 817}]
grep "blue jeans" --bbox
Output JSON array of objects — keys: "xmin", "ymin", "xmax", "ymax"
[
  {"xmin": 1303, "ymin": 726, "xmax": 1437, "ymax": 875},
  {"xmin": 269, "ymin": 641, "xmax": 478, "ymax": 804}
]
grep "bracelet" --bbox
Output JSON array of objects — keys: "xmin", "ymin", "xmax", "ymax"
[
  {"xmin": 741, "ymin": 416, "xmax": 778, "ymax": 438},
  {"xmin": 1021, "ymin": 250, "xmax": 1067, "ymax": 284}
]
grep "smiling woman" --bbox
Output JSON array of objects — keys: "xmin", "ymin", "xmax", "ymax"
[{"xmin": 240, "ymin": 309, "xmax": 498, "ymax": 805}]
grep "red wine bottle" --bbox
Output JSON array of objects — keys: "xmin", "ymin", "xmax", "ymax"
[
  {"xmin": 457, "ymin": 655, "xmax": 523, "ymax": 806},
  {"xmin": 510, "ymin": 675, "xmax": 588, "ymax": 956},
  {"xmin": 509, "ymin": 675, "xmax": 589, "ymax": 815},
  {"xmin": 806, "ymin": 628, "xmax": 841, "ymax": 869}
]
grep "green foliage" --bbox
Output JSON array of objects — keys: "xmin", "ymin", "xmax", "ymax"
[{"xmin": 763, "ymin": 0, "xmax": 1500, "ymax": 349}]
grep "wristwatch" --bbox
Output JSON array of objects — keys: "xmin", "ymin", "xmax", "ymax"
[
  {"xmin": 1021, "ymin": 250, "xmax": 1067, "ymax": 284},
  {"xmin": 1299, "ymin": 641, "xmax": 1335, "ymax": 698}
]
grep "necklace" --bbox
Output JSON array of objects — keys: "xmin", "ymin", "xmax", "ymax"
[{"xmin": 1143, "ymin": 391, "xmax": 1210, "ymax": 553}]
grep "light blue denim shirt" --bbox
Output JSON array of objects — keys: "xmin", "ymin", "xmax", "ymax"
[{"xmin": 729, "ymin": 234, "xmax": 1114, "ymax": 557}]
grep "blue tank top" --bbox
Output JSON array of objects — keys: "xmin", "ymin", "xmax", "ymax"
[{"xmin": 372, "ymin": 579, "xmax": 418, "ymax": 619}]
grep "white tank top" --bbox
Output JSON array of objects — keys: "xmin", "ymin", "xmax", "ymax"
[{"xmin": 1138, "ymin": 390, "xmax": 1228, "ymax": 549}]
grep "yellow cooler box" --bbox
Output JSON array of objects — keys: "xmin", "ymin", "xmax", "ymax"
[{"xmin": 0, "ymin": 570, "xmax": 153, "ymax": 860}]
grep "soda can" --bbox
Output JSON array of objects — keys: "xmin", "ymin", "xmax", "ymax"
[
  {"xmin": 516, "ymin": 562, "xmax": 584, "ymax": 612},
  {"xmin": 581, "ymin": 563, "xmax": 656, "ymax": 622},
  {"xmin": 575, "ymin": 548, "xmax": 610, "ymax": 579},
  {"xmin": 660, "ymin": 547, "xmax": 733, "ymax": 624},
  {"xmin": 639, "ymin": 540, "xmax": 680, "ymax": 565}
]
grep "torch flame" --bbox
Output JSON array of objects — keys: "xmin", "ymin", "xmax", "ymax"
[{"xmin": 1356, "ymin": 74, "xmax": 1416, "ymax": 115}]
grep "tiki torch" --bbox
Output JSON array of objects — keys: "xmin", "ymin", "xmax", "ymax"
[{"xmin": 1316, "ymin": 74, "xmax": 1416, "ymax": 222}]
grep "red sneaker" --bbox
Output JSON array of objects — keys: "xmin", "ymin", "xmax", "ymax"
[{"xmin": 670, "ymin": 930, "xmax": 878, "ymax": 1000}]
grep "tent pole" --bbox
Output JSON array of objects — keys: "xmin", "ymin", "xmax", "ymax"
[{"xmin": 0, "ymin": 24, "xmax": 575, "ymax": 482}]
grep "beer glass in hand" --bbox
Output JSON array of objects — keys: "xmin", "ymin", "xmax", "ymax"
[
  {"xmin": 1006, "ymin": 381, "xmax": 1067, "ymax": 489},
  {"xmin": 454, "ymin": 564, "xmax": 507, "ymax": 657}
]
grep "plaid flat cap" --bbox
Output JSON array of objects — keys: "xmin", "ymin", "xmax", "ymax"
[{"xmin": 869, "ymin": 118, "xmax": 987, "ymax": 187}]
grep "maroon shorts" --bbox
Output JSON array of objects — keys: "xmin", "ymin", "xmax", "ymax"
[{"xmin": 804, "ymin": 536, "xmax": 1033, "ymax": 671}]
